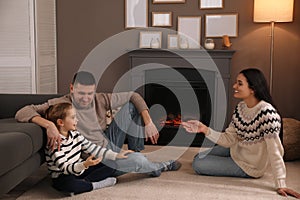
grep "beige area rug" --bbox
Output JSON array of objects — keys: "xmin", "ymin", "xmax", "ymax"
[{"xmin": 17, "ymin": 146, "xmax": 300, "ymax": 200}]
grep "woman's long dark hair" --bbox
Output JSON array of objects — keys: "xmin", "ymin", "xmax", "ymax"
[{"xmin": 240, "ymin": 68, "xmax": 283, "ymax": 142}]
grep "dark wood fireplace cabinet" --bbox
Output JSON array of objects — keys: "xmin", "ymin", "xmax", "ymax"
[{"xmin": 128, "ymin": 49, "xmax": 235, "ymax": 146}]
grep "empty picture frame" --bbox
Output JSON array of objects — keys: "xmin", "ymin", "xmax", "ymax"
[
  {"xmin": 168, "ymin": 34, "xmax": 179, "ymax": 49},
  {"xmin": 205, "ymin": 14, "xmax": 238, "ymax": 37},
  {"xmin": 125, "ymin": 0, "xmax": 148, "ymax": 28},
  {"xmin": 153, "ymin": 0, "xmax": 185, "ymax": 3},
  {"xmin": 139, "ymin": 31, "xmax": 162, "ymax": 48},
  {"xmin": 152, "ymin": 12, "xmax": 172, "ymax": 27},
  {"xmin": 177, "ymin": 16, "xmax": 201, "ymax": 49},
  {"xmin": 199, "ymin": 0, "xmax": 223, "ymax": 9}
]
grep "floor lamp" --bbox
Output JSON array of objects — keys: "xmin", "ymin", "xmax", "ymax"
[{"xmin": 253, "ymin": 0, "xmax": 294, "ymax": 94}]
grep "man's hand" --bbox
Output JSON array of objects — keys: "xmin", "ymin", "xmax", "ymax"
[
  {"xmin": 277, "ymin": 188, "xmax": 300, "ymax": 198},
  {"xmin": 31, "ymin": 116, "xmax": 62, "ymax": 151},
  {"xmin": 46, "ymin": 123, "xmax": 62, "ymax": 151},
  {"xmin": 140, "ymin": 110, "xmax": 159, "ymax": 144},
  {"xmin": 145, "ymin": 121, "xmax": 159, "ymax": 144}
]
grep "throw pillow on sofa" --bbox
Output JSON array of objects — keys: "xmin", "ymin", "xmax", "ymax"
[{"xmin": 283, "ymin": 118, "xmax": 300, "ymax": 161}]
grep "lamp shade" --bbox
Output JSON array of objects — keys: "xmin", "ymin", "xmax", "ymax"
[{"xmin": 254, "ymin": 0, "xmax": 294, "ymax": 22}]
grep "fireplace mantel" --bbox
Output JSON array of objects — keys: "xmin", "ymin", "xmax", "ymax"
[
  {"xmin": 128, "ymin": 49, "xmax": 235, "ymax": 131},
  {"xmin": 128, "ymin": 49, "xmax": 235, "ymax": 59}
]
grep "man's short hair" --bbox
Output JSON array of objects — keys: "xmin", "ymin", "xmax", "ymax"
[{"xmin": 72, "ymin": 71, "xmax": 96, "ymax": 86}]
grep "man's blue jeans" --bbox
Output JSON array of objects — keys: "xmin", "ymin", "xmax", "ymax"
[
  {"xmin": 104, "ymin": 102, "xmax": 145, "ymax": 152},
  {"xmin": 192, "ymin": 145, "xmax": 251, "ymax": 178},
  {"xmin": 103, "ymin": 102, "xmax": 163, "ymax": 176}
]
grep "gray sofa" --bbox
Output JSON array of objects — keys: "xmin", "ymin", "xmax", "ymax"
[{"xmin": 0, "ymin": 93, "xmax": 60, "ymax": 195}]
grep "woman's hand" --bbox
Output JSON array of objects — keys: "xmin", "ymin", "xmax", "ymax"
[
  {"xmin": 83, "ymin": 155, "xmax": 102, "ymax": 168},
  {"xmin": 181, "ymin": 120, "xmax": 208, "ymax": 135},
  {"xmin": 116, "ymin": 150, "xmax": 134, "ymax": 159},
  {"xmin": 277, "ymin": 188, "xmax": 300, "ymax": 198}
]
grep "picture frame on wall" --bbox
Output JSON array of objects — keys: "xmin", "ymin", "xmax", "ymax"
[
  {"xmin": 125, "ymin": 0, "xmax": 148, "ymax": 28},
  {"xmin": 177, "ymin": 16, "xmax": 201, "ymax": 49},
  {"xmin": 167, "ymin": 34, "xmax": 179, "ymax": 49},
  {"xmin": 152, "ymin": 12, "xmax": 172, "ymax": 27},
  {"xmin": 205, "ymin": 14, "xmax": 238, "ymax": 37},
  {"xmin": 153, "ymin": 0, "xmax": 185, "ymax": 4},
  {"xmin": 199, "ymin": 0, "xmax": 223, "ymax": 9},
  {"xmin": 139, "ymin": 31, "xmax": 162, "ymax": 48}
]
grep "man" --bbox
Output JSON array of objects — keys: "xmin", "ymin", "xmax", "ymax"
[{"xmin": 16, "ymin": 71, "xmax": 181, "ymax": 176}]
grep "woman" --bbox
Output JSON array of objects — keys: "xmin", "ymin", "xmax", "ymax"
[{"xmin": 182, "ymin": 68, "xmax": 300, "ymax": 198}]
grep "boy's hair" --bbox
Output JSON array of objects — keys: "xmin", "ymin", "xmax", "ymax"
[
  {"xmin": 72, "ymin": 71, "xmax": 96, "ymax": 86},
  {"xmin": 45, "ymin": 102, "xmax": 73, "ymax": 127}
]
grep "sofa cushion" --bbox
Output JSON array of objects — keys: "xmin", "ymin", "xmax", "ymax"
[
  {"xmin": 0, "ymin": 118, "xmax": 46, "ymax": 154},
  {"xmin": 0, "ymin": 93, "xmax": 59, "ymax": 195},
  {"xmin": 0, "ymin": 132, "xmax": 33, "ymax": 177},
  {"xmin": 0, "ymin": 118, "xmax": 46, "ymax": 176},
  {"xmin": 0, "ymin": 93, "xmax": 61, "ymax": 119}
]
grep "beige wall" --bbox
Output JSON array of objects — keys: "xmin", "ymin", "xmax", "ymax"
[{"xmin": 56, "ymin": 0, "xmax": 300, "ymax": 120}]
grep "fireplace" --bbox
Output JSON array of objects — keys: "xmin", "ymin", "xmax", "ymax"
[
  {"xmin": 128, "ymin": 49, "xmax": 235, "ymax": 147},
  {"xmin": 144, "ymin": 68, "xmax": 212, "ymax": 146}
]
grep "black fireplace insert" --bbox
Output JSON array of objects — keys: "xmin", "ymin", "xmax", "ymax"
[{"xmin": 144, "ymin": 68, "xmax": 213, "ymax": 147}]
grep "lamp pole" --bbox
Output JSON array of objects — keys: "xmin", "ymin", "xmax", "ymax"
[
  {"xmin": 269, "ymin": 21, "xmax": 274, "ymax": 94},
  {"xmin": 253, "ymin": 0, "xmax": 294, "ymax": 94}
]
